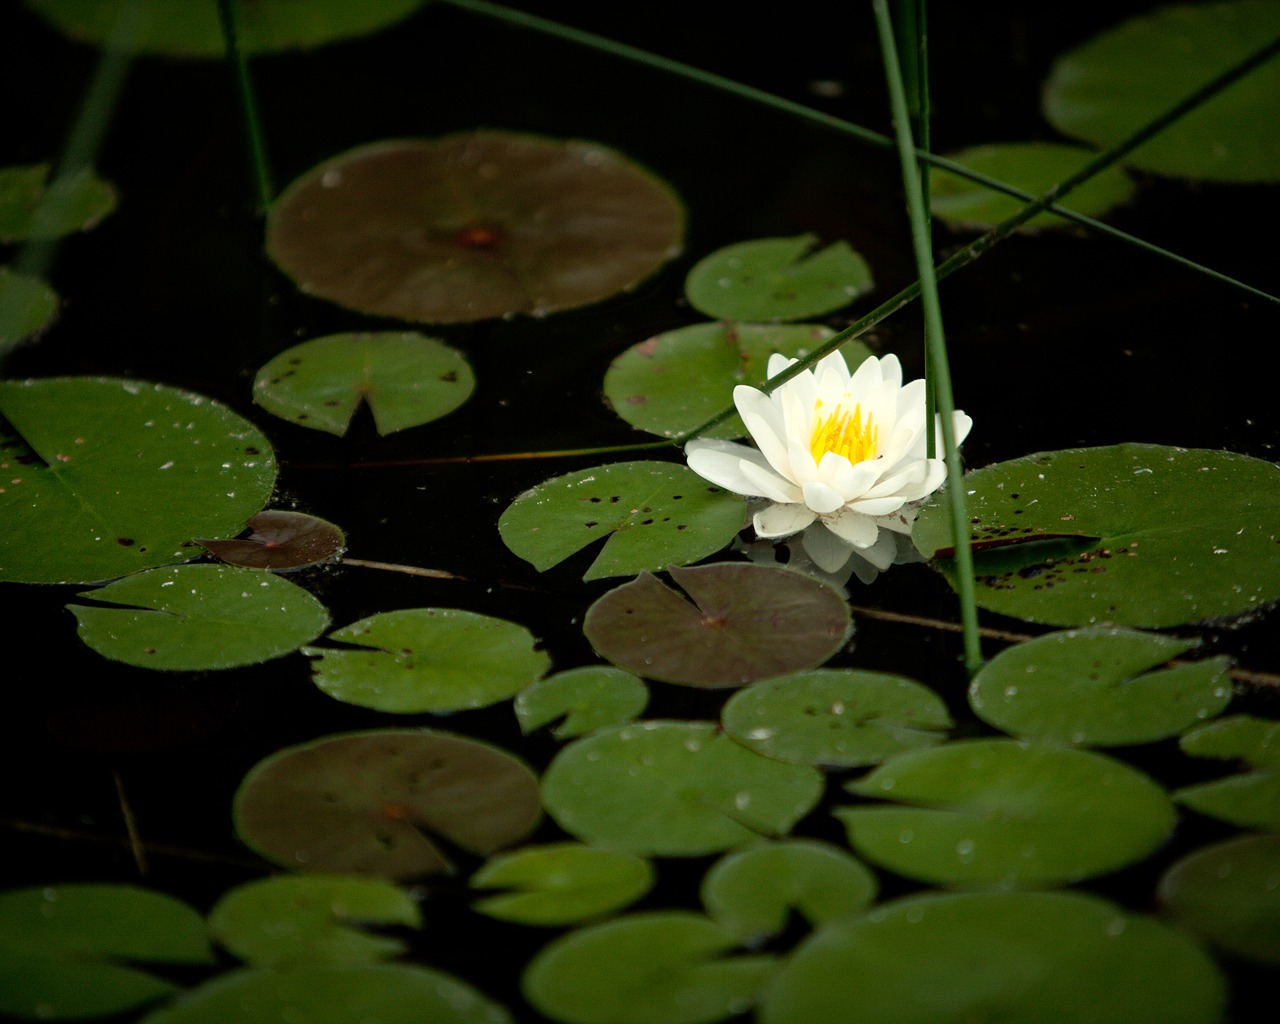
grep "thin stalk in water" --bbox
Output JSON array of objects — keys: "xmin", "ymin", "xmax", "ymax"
[{"xmin": 215, "ymin": 0, "xmax": 274, "ymax": 212}]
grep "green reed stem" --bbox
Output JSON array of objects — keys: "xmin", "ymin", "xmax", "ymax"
[
  {"xmin": 874, "ymin": 0, "xmax": 981, "ymax": 673},
  {"xmin": 215, "ymin": 0, "xmax": 273, "ymax": 212}
]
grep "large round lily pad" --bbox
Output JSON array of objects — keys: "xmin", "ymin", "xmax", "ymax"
[
  {"xmin": 1174, "ymin": 715, "xmax": 1280, "ymax": 829},
  {"xmin": 514, "ymin": 666, "xmax": 649, "ymax": 739},
  {"xmin": 583, "ymin": 563, "xmax": 852, "ymax": 687},
  {"xmin": 913, "ymin": 444, "xmax": 1280, "ymax": 627},
  {"xmin": 233, "ymin": 729, "xmax": 541, "ymax": 879},
  {"xmin": 0, "ymin": 377, "xmax": 276, "ymax": 584},
  {"xmin": 266, "ymin": 132, "xmax": 684, "ymax": 323}
]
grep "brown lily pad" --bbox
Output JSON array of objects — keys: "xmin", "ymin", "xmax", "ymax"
[
  {"xmin": 582, "ymin": 563, "xmax": 852, "ymax": 688},
  {"xmin": 195, "ymin": 510, "xmax": 345, "ymax": 570},
  {"xmin": 265, "ymin": 132, "xmax": 685, "ymax": 323},
  {"xmin": 232, "ymin": 729, "xmax": 542, "ymax": 879}
]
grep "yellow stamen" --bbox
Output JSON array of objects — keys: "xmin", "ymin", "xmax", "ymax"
[{"xmin": 809, "ymin": 401, "xmax": 879, "ymax": 464}]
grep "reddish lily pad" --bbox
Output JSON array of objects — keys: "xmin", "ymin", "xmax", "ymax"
[
  {"xmin": 232, "ymin": 729, "xmax": 542, "ymax": 879},
  {"xmin": 196, "ymin": 510, "xmax": 346, "ymax": 570},
  {"xmin": 265, "ymin": 132, "xmax": 685, "ymax": 324},
  {"xmin": 583, "ymin": 563, "xmax": 852, "ymax": 687}
]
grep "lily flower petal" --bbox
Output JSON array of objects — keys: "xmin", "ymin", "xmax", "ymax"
[{"xmin": 755, "ymin": 502, "xmax": 817, "ymax": 538}]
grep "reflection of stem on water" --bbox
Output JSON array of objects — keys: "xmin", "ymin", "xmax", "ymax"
[{"xmin": 340, "ymin": 556, "xmax": 552, "ymax": 594}]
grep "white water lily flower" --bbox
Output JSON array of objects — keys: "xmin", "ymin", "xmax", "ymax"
[{"xmin": 685, "ymin": 350, "xmax": 972, "ymax": 555}]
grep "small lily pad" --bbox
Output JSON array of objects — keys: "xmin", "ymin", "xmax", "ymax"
[
  {"xmin": 836, "ymin": 738, "xmax": 1175, "ymax": 887},
  {"xmin": 968, "ymin": 626, "xmax": 1232, "ymax": 746},
  {"xmin": 929, "ymin": 143, "xmax": 1134, "ymax": 230},
  {"xmin": 583, "ymin": 564, "xmax": 852, "ymax": 687},
  {"xmin": 0, "ymin": 266, "xmax": 58, "ymax": 345},
  {"xmin": 0, "ymin": 163, "xmax": 116, "ymax": 241},
  {"xmin": 266, "ymin": 133, "xmax": 684, "ymax": 323},
  {"xmin": 195, "ymin": 510, "xmax": 346, "ymax": 570},
  {"xmin": 603, "ymin": 323, "xmax": 871, "ymax": 440},
  {"xmin": 69, "ymin": 564, "xmax": 330, "ymax": 670},
  {"xmin": 684, "ymin": 235, "xmax": 873, "ymax": 322},
  {"xmin": 208, "ymin": 875, "xmax": 421, "ymax": 967},
  {"xmin": 233, "ymin": 729, "xmax": 542, "ymax": 879},
  {"xmin": 1174, "ymin": 715, "xmax": 1280, "ymax": 829},
  {"xmin": 303, "ymin": 608, "xmax": 549, "ymax": 714},
  {"xmin": 471, "ymin": 843, "xmax": 654, "ymax": 926},
  {"xmin": 498, "ymin": 460, "xmax": 746, "ymax": 582},
  {"xmin": 721, "ymin": 668, "xmax": 953, "ymax": 767},
  {"xmin": 541, "ymin": 721, "xmax": 824, "ymax": 856},
  {"xmin": 253, "ymin": 333, "xmax": 475, "ymax": 436},
  {"xmin": 700, "ymin": 841, "xmax": 877, "ymax": 942},
  {"xmin": 514, "ymin": 666, "xmax": 649, "ymax": 739},
  {"xmin": 522, "ymin": 911, "xmax": 776, "ymax": 1024}
]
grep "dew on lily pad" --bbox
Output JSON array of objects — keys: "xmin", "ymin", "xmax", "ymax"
[
  {"xmin": 514, "ymin": 666, "xmax": 649, "ymax": 739},
  {"xmin": 0, "ymin": 163, "xmax": 115, "ymax": 241},
  {"xmin": 0, "ymin": 266, "xmax": 58, "ymax": 345},
  {"xmin": 195, "ymin": 510, "xmax": 346, "ymax": 570},
  {"xmin": 265, "ymin": 132, "xmax": 685, "ymax": 323},
  {"xmin": 1174, "ymin": 715, "xmax": 1280, "ymax": 829},
  {"xmin": 583, "ymin": 563, "xmax": 852, "ymax": 687},
  {"xmin": 232, "ymin": 729, "xmax": 542, "ymax": 879}
]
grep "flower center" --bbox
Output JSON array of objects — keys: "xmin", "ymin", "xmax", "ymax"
[{"xmin": 809, "ymin": 401, "xmax": 879, "ymax": 464}]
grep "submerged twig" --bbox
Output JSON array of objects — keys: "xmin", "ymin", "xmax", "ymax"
[{"xmin": 111, "ymin": 767, "xmax": 148, "ymax": 877}]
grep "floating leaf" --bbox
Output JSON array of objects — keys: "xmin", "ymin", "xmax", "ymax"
[
  {"xmin": 968, "ymin": 626, "xmax": 1232, "ymax": 746},
  {"xmin": 23, "ymin": 0, "xmax": 432, "ymax": 57},
  {"xmin": 266, "ymin": 133, "xmax": 684, "ymax": 323},
  {"xmin": 0, "ymin": 884, "xmax": 212, "ymax": 1020},
  {"xmin": 0, "ymin": 376, "xmax": 276, "ymax": 584},
  {"xmin": 1043, "ymin": 1, "xmax": 1280, "ymax": 182},
  {"xmin": 0, "ymin": 266, "xmax": 57, "ymax": 345},
  {"xmin": 514, "ymin": 666, "xmax": 649, "ymax": 739},
  {"xmin": 1158, "ymin": 833, "xmax": 1280, "ymax": 965},
  {"xmin": 1178, "ymin": 714, "xmax": 1280, "ymax": 768},
  {"xmin": 195, "ymin": 510, "xmax": 346, "ymax": 570},
  {"xmin": 583, "ymin": 563, "xmax": 852, "ymax": 687},
  {"xmin": 0, "ymin": 163, "xmax": 116, "ymax": 241},
  {"xmin": 700, "ymin": 841, "xmax": 877, "ymax": 942},
  {"xmin": 541, "ymin": 721, "xmax": 823, "ymax": 856},
  {"xmin": 233, "ymin": 729, "xmax": 542, "ymax": 879},
  {"xmin": 759, "ymin": 890, "xmax": 1225, "ymax": 1024},
  {"xmin": 471, "ymin": 843, "xmax": 654, "ymax": 926},
  {"xmin": 684, "ymin": 235, "xmax": 873, "ymax": 322},
  {"xmin": 137, "ymin": 964, "xmax": 512, "ymax": 1024},
  {"xmin": 1174, "ymin": 715, "xmax": 1280, "ymax": 829},
  {"xmin": 721, "ymin": 668, "xmax": 952, "ymax": 767},
  {"xmin": 208, "ymin": 875, "xmax": 420, "ymax": 968},
  {"xmin": 914, "ymin": 444, "xmax": 1280, "ymax": 627},
  {"xmin": 522, "ymin": 911, "xmax": 775, "ymax": 1024},
  {"xmin": 253, "ymin": 332, "xmax": 475, "ymax": 436},
  {"xmin": 303, "ymin": 608, "xmax": 549, "ymax": 713},
  {"xmin": 928, "ymin": 143, "xmax": 1134, "ymax": 230},
  {"xmin": 836, "ymin": 738, "xmax": 1175, "ymax": 887},
  {"xmin": 69, "ymin": 564, "xmax": 329, "ymax": 670},
  {"xmin": 603, "ymin": 323, "xmax": 873, "ymax": 440},
  {"xmin": 498, "ymin": 461, "xmax": 745, "ymax": 582}
]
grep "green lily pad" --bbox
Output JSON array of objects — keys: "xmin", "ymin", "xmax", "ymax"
[
  {"xmin": 0, "ymin": 163, "xmax": 116, "ymax": 241},
  {"xmin": 1043, "ymin": 0, "xmax": 1280, "ymax": 182},
  {"xmin": 471, "ymin": 843, "xmax": 654, "ymax": 926},
  {"xmin": 684, "ymin": 235, "xmax": 873, "ymax": 322},
  {"xmin": 522, "ymin": 911, "xmax": 776, "ymax": 1024},
  {"xmin": 603, "ymin": 323, "xmax": 872, "ymax": 440},
  {"xmin": 208, "ymin": 875, "xmax": 421, "ymax": 968},
  {"xmin": 0, "ymin": 376, "xmax": 276, "ymax": 584},
  {"xmin": 700, "ymin": 841, "xmax": 877, "ymax": 942},
  {"xmin": 303, "ymin": 608, "xmax": 549, "ymax": 714},
  {"xmin": 233, "ymin": 729, "xmax": 542, "ymax": 879},
  {"xmin": 721, "ymin": 668, "xmax": 953, "ymax": 767},
  {"xmin": 137, "ymin": 965, "xmax": 512, "ymax": 1024},
  {"xmin": 1174, "ymin": 715, "xmax": 1280, "ymax": 829},
  {"xmin": 0, "ymin": 266, "xmax": 58, "ymax": 345},
  {"xmin": 583, "ymin": 564, "xmax": 852, "ymax": 687},
  {"xmin": 541, "ymin": 721, "xmax": 824, "ymax": 856},
  {"xmin": 253, "ymin": 332, "xmax": 475, "ymax": 436},
  {"xmin": 969, "ymin": 626, "xmax": 1232, "ymax": 746},
  {"xmin": 928, "ymin": 143, "xmax": 1134, "ymax": 230},
  {"xmin": 913, "ymin": 444, "xmax": 1280, "ymax": 627},
  {"xmin": 514, "ymin": 666, "xmax": 649, "ymax": 739},
  {"xmin": 265, "ymin": 133, "xmax": 684, "ymax": 323},
  {"xmin": 69, "ymin": 564, "xmax": 329, "ymax": 670},
  {"xmin": 498, "ymin": 461, "xmax": 745, "ymax": 582},
  {"xmin": 195, "ymin": 510, "xmax": 346, "ymax": 570},
  {"xmin": 0, "ymin": 883, "xmax": 212, "ymax": 1020},
  {"xmin": 836, "ymin": 738, "xmax": 1175, "ymax": 887},
  {"xmin": 759, "ymin": 890, "xmax": 1225, "ymax": 1024},
  {"xmin": 23, "ymin": 0, "xmax": 432, "ymax": 57},
  {"xmin": 1158, "ymin": 833, "xmax": 1280, "ymax": 964}
]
